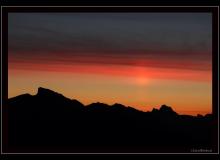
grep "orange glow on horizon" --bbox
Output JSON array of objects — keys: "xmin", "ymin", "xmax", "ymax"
[{"xmin": 8, "ymin": 54, "xmax": 212, "ymax": 116}]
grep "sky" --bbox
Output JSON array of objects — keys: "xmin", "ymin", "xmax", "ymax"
[{"xmin": 8, "ymin": 13, "xmax": 212, "ymax": 115}]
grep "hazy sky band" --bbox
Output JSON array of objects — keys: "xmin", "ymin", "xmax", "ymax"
[
  {"xmin": 9, "ymin": 13, "xmax": 212, "ymax": 60},
  {"xmin": 9, "ymin": 13, "xmax": 212, "ymax": 73}
]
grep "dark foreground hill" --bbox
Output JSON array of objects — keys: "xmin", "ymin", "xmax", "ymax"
[{"xmin": 6, "ymin": 87, "xmax": 216, "ymax": 153}]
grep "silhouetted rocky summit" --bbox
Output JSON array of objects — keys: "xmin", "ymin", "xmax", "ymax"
[{"xmin": 6, "ymin": 87, "xmax": 215, "ymax": 153}]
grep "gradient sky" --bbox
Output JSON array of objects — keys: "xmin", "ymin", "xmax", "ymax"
[{"xmin": 8, "ymin": 13, "xmax": 212, "ymax": 115}]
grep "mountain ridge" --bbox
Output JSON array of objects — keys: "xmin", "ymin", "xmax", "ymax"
[
  {"xmin": 8, "ymin": 87, "xmax": 186, "ymax": 116},
  {"xmin": 6, "ymin": 87, "xmax": 215, "ymax": 153}
]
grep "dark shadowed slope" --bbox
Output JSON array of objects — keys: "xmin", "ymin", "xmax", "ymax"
[{"xmin": 6, "ymin": 87, "xmax": 215, "ymax": 153}]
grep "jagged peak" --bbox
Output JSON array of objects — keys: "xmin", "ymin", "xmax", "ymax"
[
  {"xmin": 87, "ymin": 102, "xmax": 110, "ymax": 107},
  {"xmin": 36, "ymin": 87, "xmax": 64, "ymax": 97},
  {"xmin": 112, "ymin": 103, "xmax": 126, "ymax": 108},
  {"xmin": 160, "ymin": 104, "xmax": 173, "ymax": 111},
  {"xmin": 159, "ymin": 104, "xmax": 177, "ymax": 115},
  {"xmin": 9, "ymin": 93, "xmax": 32, "ymax": 100}
]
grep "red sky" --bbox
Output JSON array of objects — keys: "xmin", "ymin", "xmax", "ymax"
[{"xmin": 8, "ymin": 13, "xmax": 212, "ymax": 115}]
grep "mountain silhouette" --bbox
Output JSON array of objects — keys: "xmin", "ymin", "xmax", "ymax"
[{"xmin": 6, "ymin": 87, "xmax": 215, "ymax": 153}]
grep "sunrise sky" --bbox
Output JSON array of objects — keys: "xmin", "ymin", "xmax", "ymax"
[{"xmin": 8, "ymin": 13, "xmax": 212, "ymax": 115}]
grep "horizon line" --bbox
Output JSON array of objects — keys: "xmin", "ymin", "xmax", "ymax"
[{"xmin": 8, "ymin": 87, "xmax": 212, "ymax": 116}]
